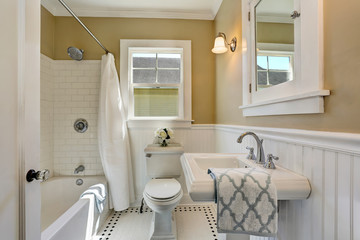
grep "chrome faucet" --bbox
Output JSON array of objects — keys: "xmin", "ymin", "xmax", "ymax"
[
  {"xmin": 237, "ymin": 132, "xmax": 265, "ymax": 164},
  {"xmin": 74, "ymin": 165, "xmax": 85, "ymax": 174}
]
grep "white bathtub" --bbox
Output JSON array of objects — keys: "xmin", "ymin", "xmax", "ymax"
[{"xmin": 41, "ymin": 176, "xmax": 109, "ymax": 240}]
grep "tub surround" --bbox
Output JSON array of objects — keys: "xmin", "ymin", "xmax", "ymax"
[{"xmin": 40, "ymin": 54, "xmax": 103, "ymax": 176}]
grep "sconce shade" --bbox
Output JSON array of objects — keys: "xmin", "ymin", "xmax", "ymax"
[{"xmin": 212, "ymin": 36, "xmax": 228, "ymax": 54}]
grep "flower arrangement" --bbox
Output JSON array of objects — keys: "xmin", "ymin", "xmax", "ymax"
[{"xmin": 154, "ymin": 128, "xmax": 174, "ymax": 147}]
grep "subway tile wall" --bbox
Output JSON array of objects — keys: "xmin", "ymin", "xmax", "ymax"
[
  {"xmin": 40, "ymin": 55, "xmax": 54, "ymax": 177},
  {"xmin": 40, "ymin": 54, "xmax": 104, "ymax": 176}
]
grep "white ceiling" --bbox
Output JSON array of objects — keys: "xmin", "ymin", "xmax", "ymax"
[{"xmin": 41, "ymin": 0, "xmax": 223, "ymax": 20}]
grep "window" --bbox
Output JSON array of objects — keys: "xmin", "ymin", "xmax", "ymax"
[
  {"xmin": 257, "ymin": 52, "xmax": 293, "ymax": 90},
  {"xmin": 130, "ymin": 50, "xmax": 183, "ymax": 118},
  {"xmin": 120, "ymin": 40, "xmax": 192, "ymax": 125}
]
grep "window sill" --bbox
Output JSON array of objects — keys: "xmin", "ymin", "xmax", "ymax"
[
  {"xmin": 127, "ymin": 119, "xmax": 193, "ymax": 129},
  {"xmin": 239, "ymin": 90, "xmax": 330, "ymax": 117}
]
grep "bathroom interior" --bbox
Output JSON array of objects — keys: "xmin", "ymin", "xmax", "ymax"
[{"xmin": 1, "ymin": 0, "xmax": 360, "ymax": 239}]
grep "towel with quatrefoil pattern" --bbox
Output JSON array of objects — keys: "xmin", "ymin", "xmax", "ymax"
[{"xmin": 208, "ymin": 168, "xmax": 278, "ymax": 237}]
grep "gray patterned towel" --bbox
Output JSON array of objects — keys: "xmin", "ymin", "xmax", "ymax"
[{"xmin": 208, "ymin": 168, "xmax": 277, "ymax": 237}]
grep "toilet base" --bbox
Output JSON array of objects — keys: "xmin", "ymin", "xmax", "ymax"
[{"xmin": 149, "ymin": 211, "xmax": 177, "ymax": 240}]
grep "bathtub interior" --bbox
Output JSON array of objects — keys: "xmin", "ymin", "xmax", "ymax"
[{"xmin": 41, "ymin": 176, "xmax": 110, "ymax": 239}]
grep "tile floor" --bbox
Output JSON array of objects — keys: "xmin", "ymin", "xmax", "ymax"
[{"xmin": 93, "ymin": 204, "xmax": 219, "ymax": 240}]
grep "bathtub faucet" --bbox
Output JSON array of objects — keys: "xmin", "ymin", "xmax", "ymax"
[
  {"xmin": 237, "ymin": 132, "xmax": 265, "ymax": 164},
  {"xmin": 74, "ymin": 165, "xmax": 85, "ymax": 174}
]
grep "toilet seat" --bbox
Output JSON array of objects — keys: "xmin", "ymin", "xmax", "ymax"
[
  {"xmin": 144, "ymin": 190, "xmax": 182, "ymax": 202},
  {"xmin": 144, "ymin": 179, "xmax": 182, "ymax": 201}
]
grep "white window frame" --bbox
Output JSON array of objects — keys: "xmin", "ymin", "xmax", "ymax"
[
  {"xmin": 240, "ymin": 0, "xmax": 330, "ymax": 116},
  {"xmin": 120, "ymin": 40, "xmax": 192, "ymax": 128},
  {"xmin": 128, "ymin": 48, "xmax": 184, "ymax": 120}
]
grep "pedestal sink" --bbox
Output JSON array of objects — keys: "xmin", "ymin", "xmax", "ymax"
[{"xmin": 180, "ymin": 153, "xmax": 311, "ymax": 201}]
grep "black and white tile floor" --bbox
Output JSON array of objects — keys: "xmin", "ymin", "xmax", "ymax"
[{"xmin": 93, "ymin": 205, "xmax": 219, "ymax": 240}]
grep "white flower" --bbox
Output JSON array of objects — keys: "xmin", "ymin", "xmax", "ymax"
[
  {"xmin": 159, "ymin": 130, "xmax": 167, "ymax": 140},
  {"xmin": 154, "ymin": 128, "xmax": 161, "ymax": 137}
]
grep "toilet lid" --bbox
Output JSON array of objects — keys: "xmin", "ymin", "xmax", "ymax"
[{"xmin": 145, "ymin": 179, "xmax": 181, "ymax": 199}]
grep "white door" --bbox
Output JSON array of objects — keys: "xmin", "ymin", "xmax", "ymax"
[{"xmin": 0, "ymin": 0, "xmax": 41, "ymax": 239}]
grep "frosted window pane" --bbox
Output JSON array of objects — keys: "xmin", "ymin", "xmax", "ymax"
[
  {"xmin": 134, "ymin": 88, "xmax": 179, "ymax": 117},
  {"xmin": 133, "ymin": 53, "xmax": 156, "ymax": 68},
  {"xmin": 133, "ymin": 69, "xmax": 156, "ymax": 83},
  {"xmin": 158, "ymin": 54, "xmax": 181, "ymax": 68},
  {"xmin": 158, "ymin": 70, "xmax": 180, "ymax": 84}
]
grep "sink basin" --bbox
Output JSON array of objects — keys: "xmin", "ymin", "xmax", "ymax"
[
  {"xmin": 194, "ymin": 155, "xmax": 251, "ymax": 170},
  {"xmin": 180, "ymin": 153, "xmax": 311, "ymax": 201}
]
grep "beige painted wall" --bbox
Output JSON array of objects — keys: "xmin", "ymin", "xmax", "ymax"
[
  {"xmin": 41, "ymin": 7, "xmax": 55, "ymax": 58},
  {"xmin": 215, "ymin": 0, "xmax": 360, "ymax": 133},
  {"xmin": 257, "ymin": 22, "xmax": 294, "ymax": 44},
  {"xmin": 50, "ymin": 16, "xmax": 215, "ymax": 124}
]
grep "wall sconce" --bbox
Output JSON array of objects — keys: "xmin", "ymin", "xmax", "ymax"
[{"xmin": 211, "ymin": 32, "xmax": 237, "ymax": 54}]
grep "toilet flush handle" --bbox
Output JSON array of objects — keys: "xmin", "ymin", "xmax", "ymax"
[{"xmin": 146, "ymin": 153, "xmax": 152, "ymax": 158}]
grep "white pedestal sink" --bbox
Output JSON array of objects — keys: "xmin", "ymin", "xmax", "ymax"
[{"xmin": 180, "ymin": 153, "xmax": 311, "ymax": 201}]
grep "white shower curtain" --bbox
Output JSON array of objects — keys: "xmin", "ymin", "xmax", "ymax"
[{"xmin": 98, "ymin": 53, "xmax": 135, "ymax": 211}]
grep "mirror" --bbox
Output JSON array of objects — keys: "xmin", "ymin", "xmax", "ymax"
[{"xmin": 255, "ymin": 0, "xmax": 294, "ymax": 91}]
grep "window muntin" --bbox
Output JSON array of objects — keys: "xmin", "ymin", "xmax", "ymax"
[{"xmin": 129, "ymin": 49, "xmax": 183, "ymax": 119}]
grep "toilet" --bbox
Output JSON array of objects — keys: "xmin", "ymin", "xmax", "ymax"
[{"xmin": 143, "ymin": 143, "xmax": 184, "ymax": 240}]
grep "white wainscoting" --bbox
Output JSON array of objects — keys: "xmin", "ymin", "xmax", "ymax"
[{"xmin": 214, "ymin": 125, "xmax": 360, "ymax": 240}]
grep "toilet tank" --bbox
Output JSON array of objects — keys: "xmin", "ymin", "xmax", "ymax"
[{"xmin": 144, "ymin": 143, "xmax": 184, "ymax": 178}]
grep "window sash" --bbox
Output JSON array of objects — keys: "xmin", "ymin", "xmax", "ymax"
[{"xmin": 128, "ymin": 47, "xmax": 184, "ymax": 119}]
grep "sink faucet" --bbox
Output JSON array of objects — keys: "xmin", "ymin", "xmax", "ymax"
[
  {"xmin": 237, "ymin": 132, "xmax": 265, "ymax": 164},
  {"xmin": 74, "ymin": 165, "xmax": 85, "ymax": 174}
]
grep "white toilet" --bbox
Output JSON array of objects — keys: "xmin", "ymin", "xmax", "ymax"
[{"xmin": 143, "ymin": 143, "xmax": 184, "ymax": 240}]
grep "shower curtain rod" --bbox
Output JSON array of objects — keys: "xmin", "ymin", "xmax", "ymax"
[{"xmin": 58, "ymin": 0, "xmax": 110, "ymax": 54}]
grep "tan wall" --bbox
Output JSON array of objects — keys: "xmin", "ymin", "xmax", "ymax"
[
  {"xmin": 51, "ymin": 17, "xmax": 215, "ymax": 124},
  {"xmin": 214, "ymin": 0, "xmax": 360, "ymax": 133},
  {"xmin": 257, "ymin": 22, "xmax": 294, "ymax": 44},
  {"xmin": 41, "ymin": 7, "xmax": 55, "ymax": 58}
]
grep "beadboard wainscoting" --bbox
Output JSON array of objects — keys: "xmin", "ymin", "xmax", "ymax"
[{"xmin": 214, "ymin": 125, "xmax": 360, "ymax": 240}]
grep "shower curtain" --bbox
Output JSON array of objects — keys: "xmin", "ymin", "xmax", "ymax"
[{"xmin": 98, "ymin": 53, "xmax": 135, "ymax": 211}]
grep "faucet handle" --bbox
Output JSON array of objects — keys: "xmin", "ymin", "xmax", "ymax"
[
  {"xmin": 264, "ymin": 154, "xmax": 279, "ymax": 169},
  {"xmin": 246, "ymin": 146, "xmax": 254, "ymax": 151},
  {"xmin": 246, "ymin": 146, "xmax": 256, "ymax": 160},
  {"xmin": 268, "ymin": 154, "xmax": 279, "ymax": 161}
]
